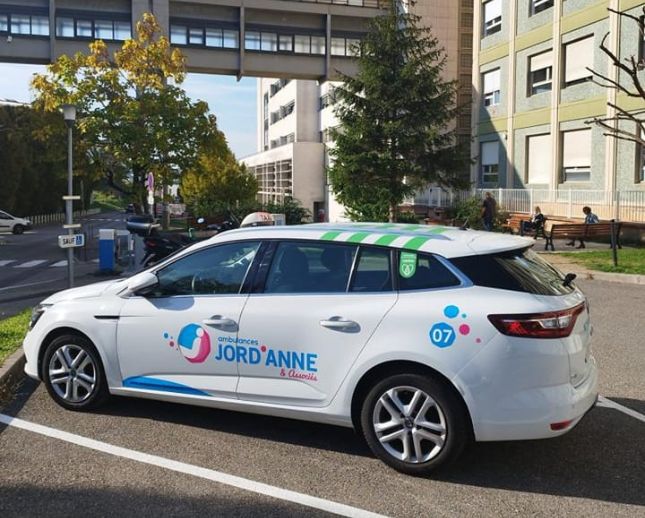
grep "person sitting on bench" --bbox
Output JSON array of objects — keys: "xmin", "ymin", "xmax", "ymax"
[
  {"xmin": 566, "ymin": 206, "xmax": 599, "ymax": 249},
  {"xmin": 522, "ymin": 206, "xmax": 545, "ymax": 236}
]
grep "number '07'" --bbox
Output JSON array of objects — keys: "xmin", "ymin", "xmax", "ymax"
[{"xmin": 432, "ymin": 327, "xmax": 454, "ymax": 344}]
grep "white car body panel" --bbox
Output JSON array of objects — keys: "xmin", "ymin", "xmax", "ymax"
[{"xmin": 22, "ymin": 223, "xmax": 598, "ymax": 442}]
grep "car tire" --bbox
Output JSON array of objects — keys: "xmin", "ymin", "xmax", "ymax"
[
  {"xmin": 12, "ymin": 224, "xmax": 24, "ymax": 235},
  {"xmin": 42, "ymin": 334, "xmax": 110, "ymax": 411},
  {"xmin": 360, "ymin": 373, "xmax": 469, "ymax": 476}
]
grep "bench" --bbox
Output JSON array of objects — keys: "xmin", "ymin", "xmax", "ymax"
[
  {"xmin": 502, "ymin": 214, "xmax": 546, "ymax": 238},
  {"xmin": 544, "ymin": 222, "xmax": 622, "ymax": 251}
]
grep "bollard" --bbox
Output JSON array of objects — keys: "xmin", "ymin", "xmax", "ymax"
[{"xmin": 98, "ymin": 229, "xmax": 115, "ymax": 272}]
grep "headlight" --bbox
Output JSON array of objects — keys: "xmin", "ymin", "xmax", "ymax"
[{"xmin": 29, "ymin": 303, "xmax": 52, "ymax": 329}]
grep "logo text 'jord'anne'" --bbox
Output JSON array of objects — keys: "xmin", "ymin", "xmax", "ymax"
[{"xmin": 214, "ymin": 343, "xmax": 318, "ymax": 372}]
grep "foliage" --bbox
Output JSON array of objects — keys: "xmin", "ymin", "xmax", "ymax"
[
  {"xmin": 90, "ymin": 190, "xmax": 126, "ymax": 212},
  {"xmin": 451, "ymin": 196, "xmax": 508, "ymax": 230},
  {"xmin": 181, "ymin": 133, "xmax": 258, "ymax": 218},
  {"xmin": 328, "ymin": 1, "xmax": 470, "ymax": 222},
  {"xmin": 264, "ymin": 198, "xmax": 311, "ymax": 225},
  {"xmin": 396, "ymin": 211, "xmax": 421, "ymax": 223},
  {"xmin": 0, "ymin": 310, "xmax": 30, "ymax": 367},
  {"xmin": 560, "ymin": 249, "xmax": 645, "ymax": 275},
  {"xmin": 31, "ymin": 13, "xmax": 217, "ymax": 210},
  {"xmin": 0, "ymin": 105, "xmax": 101, "ymax": 215},
  {"xmin": 586, "ymin": 7, "xmax": 644, "ymax": 147}
]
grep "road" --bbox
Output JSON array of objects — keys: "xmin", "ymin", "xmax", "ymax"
[
  {"xmin": 0, "ymin": 212, "xmax": 127, "ymax": 318},
  {"xmin": 0, "ymin": 278, "xmax": 643, "ymax": 517}
]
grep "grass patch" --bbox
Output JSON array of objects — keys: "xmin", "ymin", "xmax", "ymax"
[
  {"xmin": 0, "ymin": 309, "xmax": 30, "ymax": 368},
  {"xmin": 560, "ymin": 249, "xmax": 645, "ymax": 275},
  {"xmin": 91, "ymin": 191, "xmax": 126, "ymax": 212}
]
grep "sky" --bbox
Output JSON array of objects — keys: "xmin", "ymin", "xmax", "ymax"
[{"xmin": 0, "ymin": 63, "xmax": 258, "ymax": 158}]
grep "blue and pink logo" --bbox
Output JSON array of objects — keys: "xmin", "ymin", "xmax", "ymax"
[
  {"xmin": 429, "ymin": 305, "xmax": 481, "ymax": 348},
  {"xmin": 164, "ymin": 324, "xmax": 211, "ymax": 363}
]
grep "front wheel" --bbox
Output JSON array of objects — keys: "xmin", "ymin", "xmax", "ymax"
[
  {"xmin": 360, "ymin": 373, "xmax": 469, "ymax": 476},
  {"xmin": 12, "ymin": 224, "xmax": 24, "ymax": 235},
  {"xmin": 42, "ymin": 334, "xmax": 110, "ymax": 411}
]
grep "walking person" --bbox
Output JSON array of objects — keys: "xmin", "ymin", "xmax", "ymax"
[
  {"xmin": 566, "ymin": 206, "xmax": 598, "ymax": 249},
  {"xmin": 481, "ymin": 192, "xmax": 497, "ymax": 231}
]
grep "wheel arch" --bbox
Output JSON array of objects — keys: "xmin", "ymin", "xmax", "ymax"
[
  {"xmin": 350, "ymin": 360, "xmax": 474, "ymax": 440},
  {"xmin": 38, "ymin": 327, "xmax": 96, "ymax": 380}
]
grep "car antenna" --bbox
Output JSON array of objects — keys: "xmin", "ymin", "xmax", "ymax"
[{"xmin": 563, "ymin": 272, "xmax": 577, "ymax": 287}]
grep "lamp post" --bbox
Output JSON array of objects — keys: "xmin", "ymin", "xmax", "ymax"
[{"xmin": 62, "ymin": 104, "xmax": 76, "ymax": 288}]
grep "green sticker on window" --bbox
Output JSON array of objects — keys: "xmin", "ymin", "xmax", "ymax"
[{"xmin": 399, "ymin": 251, "xmax": 417, "ymax": 279}]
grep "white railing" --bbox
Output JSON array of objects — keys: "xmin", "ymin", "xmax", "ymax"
[
  {"xmin": 415, "ymin": 188, "xmax": 645, "ymax": 223},
  {"xmin": 27, "ymin": 208, "xmax": 101, "ymax": 225}
]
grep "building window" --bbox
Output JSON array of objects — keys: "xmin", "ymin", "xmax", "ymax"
[
  {"xmin": 526, "ymin": 134, "xmax": 552, "ymax": 184},
  {"xmin": 55, "ymin": 13, "xmax": 131, "ymax": 41},
  {"xmin": 170, "ymin": 22, "xmax": 238, "ymax": 48},
  {"xmin": 563, "ymin": 36, "xmax": 594, "ymax": 86},
  {"xmin": 482, "ymin": 68, "xmax": 501, "ymax": 107},
  {"xmin": 561, "ymin": 129, "xmax": 592, "ymax": 182},
  {"xmin": 480, "ymin": 141, "xmax": 499, "ymax": 184},
  {"xmin": 245, "ymin": 31, "xmax": 261, "ymax": 50},
  {"xmin": 0, "ymin": 9, "xmax": 50, "ymax": 37},
  {"xmin": 279, "ymin": 34, "xmax": 293, "ymax": 52},
  {"xmin": 319, "ymin": 89, "xmax": 337, "ymax": 110},
  {"xmin": 528, "ymin": 49, "xmax": 553, "ymax": 95},
  {"xmin": 483, "ymin": 0, "xmax": 502, "ymax": 37},
  {"xmin": 461, "ymin": 33, "xmax": 473, "ymax": 50},
  {"xmin": 270, "ymin": 101, "xmax": 295, "ymax": 124},
  {"xmin": 530, "ymin": 0, "xmax": 553, "ymax": 16}
]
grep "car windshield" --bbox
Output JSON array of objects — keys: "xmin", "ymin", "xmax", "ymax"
[{"xmin": 450, "ymin": 247, "xmax": 575, "ymax": 295}]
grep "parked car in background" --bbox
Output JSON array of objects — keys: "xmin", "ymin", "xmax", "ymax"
[
  {"xmin": 126, "ymin": 214, "xmax": 160, "ymax": 235},
  {"xmin": 23, "ymin": 223, "xmax": 597, "ymax": 475},
  {"xmin": 0, "ymin": 210, "xmax": 32, "ymax": 234}
]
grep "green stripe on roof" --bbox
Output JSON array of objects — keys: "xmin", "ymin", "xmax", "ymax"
[
  {"xmin": 427, "ymin": 226, "xmax": 450, "ymax": 234},
  {"xmin": 404, "ymin": 236, "xmax": 430, "ymax": 250},
  {"xmin": 347, "ymin": 232, "xmax": 370, "ymax": 243},
  {"xmin": 374, "ymin": 234, "xmax": 399, "ymax": 246},
  {"xmin": 320, "ymin": 231, "xmax": 342, "ymax": 241}
]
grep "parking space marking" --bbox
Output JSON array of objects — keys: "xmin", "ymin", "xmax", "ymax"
[
  {"xmin": 50, "ymin": 260, "xmax": 68, "ymax": 267},
  {"xmin": 0, "ymin": 413, "xmax": 387, "ymax": 518},
  {"xmin": 0, "ymin": 260, "xmax": 16, "ymax": 267},
  {"xmin": 598, "ymin": 396, "xmax": 645, "ymax": 424},
  {"xmin": 14, "ymin": 260, "xmax": 48, "ymax": 268}
]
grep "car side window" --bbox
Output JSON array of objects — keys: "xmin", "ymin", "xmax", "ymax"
[
  {"xmin": 264, "ymin": 241, "xmax": 356, "ymax": 294},
  {"xmin": 398, "ymin": 251, "xmax": 461, "ymax": 291},
  {"xmin": 350, "ymin": 246, "xmax": 392, "ymax": 292},
  {"xmin": 153, "ymin": 241, "xmax": 261, "ymax": 297},
  {"xmin": 0, "ymin": 211, "xmax": 11, "ymax": 220}
]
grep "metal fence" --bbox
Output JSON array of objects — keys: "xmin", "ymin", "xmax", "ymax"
[
  {"xmin": 416, "ymin": 189, "xmax": 645, "ymax": 223},
  {"xmin": 27, "ymin": 208, "xmax": 101, "ymax": 225}
]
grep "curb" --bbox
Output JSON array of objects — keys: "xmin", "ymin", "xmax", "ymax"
[
  {"xmin": 571, "ymin": 269, "xmax": 645, "ymax": 285},
  {"xmin": 0, "ymin": 348, "xmax": 26, "ymax": 400}
]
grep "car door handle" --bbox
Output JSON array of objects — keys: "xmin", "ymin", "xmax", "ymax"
[
  {"xmin": 320, "ymin": 317, "xmax": 360, "ymax": 333},
  {"xmin": 203, "ymin": 316, "xmax": 238, "ymax": 330}
]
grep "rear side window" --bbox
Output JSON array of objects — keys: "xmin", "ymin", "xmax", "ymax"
[
  {"xmin": 265, "ymin": 241, "xmax": 356, "ymax": 293},
  {"xmin": 350, "ymin": 246, "xmax": 392, "ymax": 292},
  {"xmin": 450, "ymin": 248, "xmax": 575, "ymax": 295},
  {"xmin": 398, "ymin": 252, "xmax": 461, "ymax": 291}
]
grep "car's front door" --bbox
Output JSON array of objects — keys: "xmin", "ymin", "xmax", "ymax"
[
  {"xmin": 0, "ymin": 211, "xmax": 12, "ymax": 232},
  {"xmin": 117, "ymin": 240, "xmax": 261, "ymax": 398},
  {"xmin": 236, "ymin": 241, "xmax": 397, "ymax": 407}
]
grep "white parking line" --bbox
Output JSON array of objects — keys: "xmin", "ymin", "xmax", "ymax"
[
  {"xmin": 597, "ymin": 396, "xmax": 645, "ymax": 424},
  {"xmin": 50, "ymin": 260, "xmax": 68, "ymax": 267},
  {"xmin": 14, "ymin": 260, "xmax": 48, "ymax": 268},
  {"xmin": 0, "ymin": 260, "xmax": 16, "ymax": 267},
  {"xmin": 0, "ymin": 414, "xmax": 387, "ymax": 518}
]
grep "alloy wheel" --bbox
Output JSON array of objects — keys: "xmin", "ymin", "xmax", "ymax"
[{"xmin": 47, "ymin": 344, "xmax": 97, "ymax": 403}]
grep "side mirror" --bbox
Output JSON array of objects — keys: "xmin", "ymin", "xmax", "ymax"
[{"xmin": 125, "ymin": 271, "xmax": 158, "ymax": 296}]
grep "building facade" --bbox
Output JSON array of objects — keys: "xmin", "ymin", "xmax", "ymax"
[
  {"xmin": 243, "ymin": 0, "xmax": 475, "ymax": 221},
  {"xmin": 471, "ymin": 0, "xmax": 645, "ymax": 192}
]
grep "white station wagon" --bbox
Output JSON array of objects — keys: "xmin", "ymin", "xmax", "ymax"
[{"xmin": 23, "ymin": 223, "xmax": 598, "ymax": 475}]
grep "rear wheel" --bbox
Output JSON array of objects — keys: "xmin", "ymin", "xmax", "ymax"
[
  {"xmin": 12, "ymin": 224, "xmax": 24, "ymax": 235},
  {"xmin": 360, "ymin": 373, "xmax": 469, "ymax": 475},
  {"xmin": 42, "ymin": 334, "xmax": 110, "ymax": 411}
]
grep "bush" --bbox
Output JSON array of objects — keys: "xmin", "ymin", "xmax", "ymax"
[{"xmin": 451, "ymin": 196, "xmax": 508, "ymax": 231}]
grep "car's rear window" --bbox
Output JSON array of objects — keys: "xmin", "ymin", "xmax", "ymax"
[{"xmin": 450, "ymin": 248, "xmax": 575, "ymax": 295}]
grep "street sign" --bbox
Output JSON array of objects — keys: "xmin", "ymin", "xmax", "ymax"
[{"xmin": 58, "ymin": 234, "xmax": 85, "ymax": 249}]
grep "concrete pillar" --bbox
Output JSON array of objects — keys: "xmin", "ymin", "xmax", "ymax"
[
  {"xmin": 505, "ymin": 0, "xmax": 517, "ymax": 188},
  {"xmin": 132, "ymin": 0, "xmax": 169, "ymax": 34}
]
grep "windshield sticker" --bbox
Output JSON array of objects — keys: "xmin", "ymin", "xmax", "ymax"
[
  {"xmin": 399, "ymin": 251, "xmax": 417, "ymax": 279},
  {"xmin": 429, "ymin": 305, "xmax": 481, "ymax": 348}
]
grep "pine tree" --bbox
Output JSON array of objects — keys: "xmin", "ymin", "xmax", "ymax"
[{"xmin": 328, "ymin": 1, "xmax": 469, "ymax": 222}]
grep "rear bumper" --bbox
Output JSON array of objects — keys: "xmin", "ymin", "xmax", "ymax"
[{"xmin": 470, "ymin": 356, "xmax": 598, "ymax": 442}]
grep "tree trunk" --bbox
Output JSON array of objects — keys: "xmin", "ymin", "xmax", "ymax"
[
  {"xmin": 389, "ymin": 202, "xmax": 397, "ymax": 223},
  {"xmin": 162, "ymin": 183, "xmax": 170, "ymax": 230}
]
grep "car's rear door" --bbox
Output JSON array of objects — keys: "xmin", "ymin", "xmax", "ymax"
[{"xmin": 235, "ymin": 241, "xmax": 397, "ymax": 407}]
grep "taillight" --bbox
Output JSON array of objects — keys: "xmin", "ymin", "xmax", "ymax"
[{"xmin": 488, "ymin": 303, "xmax": 585, "ymax": 339}]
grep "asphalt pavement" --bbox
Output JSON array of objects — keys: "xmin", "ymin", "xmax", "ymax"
[
  {"xmin": 0, "ymin": 278, "xmax": 643, "ymax": 517},
  {"xmin": 0, "ymin": 212, "xmax": 127, "ymax": 318}
]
